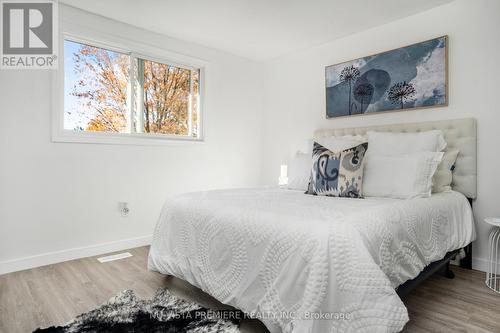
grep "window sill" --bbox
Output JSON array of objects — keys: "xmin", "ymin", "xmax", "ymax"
[{"xmin": 52, "ymin": 131, "xmax": 205, "ymax": 146}]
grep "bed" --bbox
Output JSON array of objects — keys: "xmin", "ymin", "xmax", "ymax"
[{"xmin": 148, "ymin": 118, "xmax": 477, "ymax": 333}]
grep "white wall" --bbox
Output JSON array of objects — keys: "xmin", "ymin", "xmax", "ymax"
[
  {"xmin": 0, "ymin": 5, "xmax": 264, "ymax": 273},
  {"xmin": 261, "ymin": 0, "xmax": 500, "ymax": 271}
]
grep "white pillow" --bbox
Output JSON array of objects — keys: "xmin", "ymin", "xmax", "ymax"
[
  {"xmin": 432, "ymin": 149, "xmax": 459, "ymax": 193},
  {"xmin": 367, "ymin": 130, "xmax": 447, "ymax": 155},
  {"xmin": 287, "ymin": 152, "xmax": 311, "ymax": 190},
  {"xmin": 315, "ymin": 135, "xmax": 367, "ymax": 152},
  {"xmin": 363, "ymin": 152, "xmax": 444, "ymax": 199}
]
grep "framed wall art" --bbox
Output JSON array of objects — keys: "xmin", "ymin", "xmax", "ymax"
[{"xmin": 325, "ymin": 36, "xmax": 448, "ymax": 118}]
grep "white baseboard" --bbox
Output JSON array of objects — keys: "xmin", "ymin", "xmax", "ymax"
[
  {"xmin": 0, "ymin": 235, "xmax": 152, "ymax": 275},
  {"xmin": 472, "ymin": 257, "xmax": 494, "ymax": 273}
]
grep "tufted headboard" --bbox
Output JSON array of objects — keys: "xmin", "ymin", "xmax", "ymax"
[{"xmin": 314, "ymin": 118, "xmax": 477, "ymax": 199}]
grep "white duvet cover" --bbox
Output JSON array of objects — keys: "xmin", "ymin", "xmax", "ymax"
[{"xmin": 148, "ymin": 188, "xmax": 475, "ymax": 333}]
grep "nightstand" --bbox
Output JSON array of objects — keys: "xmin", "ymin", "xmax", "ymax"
[{"xmin": 485, "ymin": 217, "xmax": 500, "ymax": 293}]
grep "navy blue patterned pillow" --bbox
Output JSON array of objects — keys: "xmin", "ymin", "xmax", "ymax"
[{"xmin": 306, "ymin": 142, "xmax": 368, "ymax": 198}]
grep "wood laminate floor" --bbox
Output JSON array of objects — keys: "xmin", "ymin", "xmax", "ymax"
[{"xmin": 1, "ymin": 246, "xmax": 499, "ymax": 333}]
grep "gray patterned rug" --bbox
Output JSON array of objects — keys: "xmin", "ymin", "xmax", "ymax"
[{"xmin": 34, "ymin": 288, "xmax": 241, "ymax": 332}]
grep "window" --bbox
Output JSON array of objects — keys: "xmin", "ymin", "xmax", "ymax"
[
  {"xmin": 61, "ymin": 39, "xmax": 202, "ymax": 143},
  {"xmin": 140, "ymin": 59, "xmax": 199, "ymax": 137},
  {"xmin": 64, "ymin": 40, "xmax": 130, "ymax": 133}
]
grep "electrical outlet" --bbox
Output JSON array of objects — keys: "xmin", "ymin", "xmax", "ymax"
[{"xmin": 118, "ymin": 202, "xmax": 130, "ymax": 217}]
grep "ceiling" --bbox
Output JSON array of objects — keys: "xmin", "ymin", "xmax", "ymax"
[{"xmin": 60, "ymin": 0, "xmax": 453, "ymax": 61}]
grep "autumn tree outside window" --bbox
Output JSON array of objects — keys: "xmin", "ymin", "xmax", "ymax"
[{"xmin": 63, "ymin": 39, "xmax": 202, "ymax": 141}]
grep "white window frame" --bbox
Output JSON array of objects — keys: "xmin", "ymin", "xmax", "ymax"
[{"xmin": 52, "ymin": 29, "xmax": 206, "ymax": 146}]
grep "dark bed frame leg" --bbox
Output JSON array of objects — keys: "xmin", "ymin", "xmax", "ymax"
[
  {"xmin": 439, "ymin": 243, "xmax": 472, "ymax": 279},
  {"xmin": 460, "ymin": 243, "xmax": 473, "ymax": 270},
  {"xmin": 443, "ymin": 262, "xmax": 455, "ymax": 279}
]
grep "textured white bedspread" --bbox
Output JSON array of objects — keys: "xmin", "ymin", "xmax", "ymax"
[{"xmin": 148, "ymin": 188, "xmax": 475, "ymax": 333}]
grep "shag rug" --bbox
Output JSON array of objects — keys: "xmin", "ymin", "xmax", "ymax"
[{"xmin": 34, "ymin": 288, "xmax": 241, "ymax": 332}]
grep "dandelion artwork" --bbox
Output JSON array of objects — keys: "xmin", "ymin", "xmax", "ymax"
[{"xmin": 325, "ymin": 36, "xmax": 447, "ymax": 118}]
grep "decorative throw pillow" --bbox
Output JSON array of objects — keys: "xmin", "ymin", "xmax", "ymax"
[
  {"xmin": 306, "ymin": 142, "xmax": 368, "ymax": 198},
  {"xmin": 432, "ymin": 149, "xmax": 460, "ymax": 193}
]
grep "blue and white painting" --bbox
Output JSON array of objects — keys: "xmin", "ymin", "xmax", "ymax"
[{"xmin": 326, "ymin": 36, "xmax": 447, "ymax": 118}]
